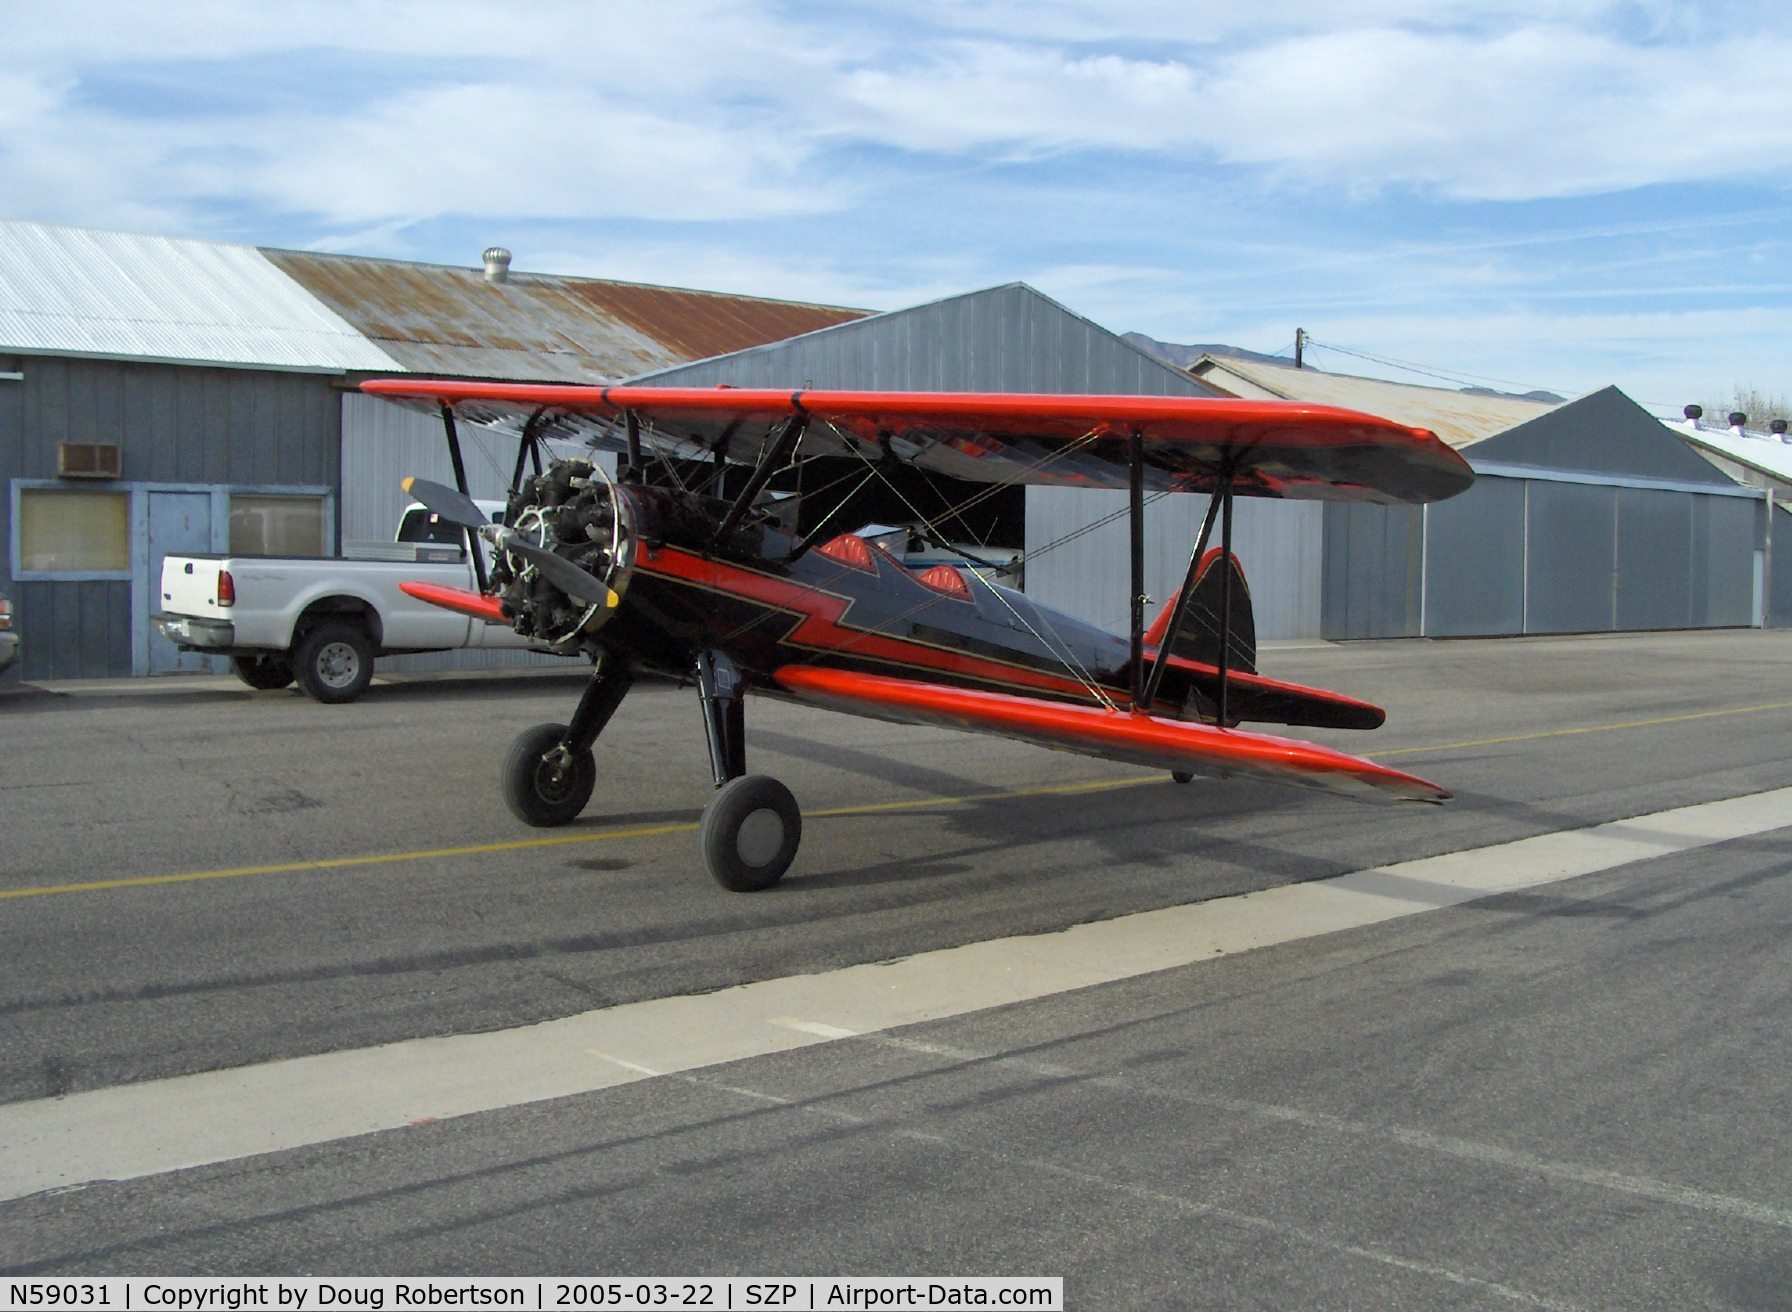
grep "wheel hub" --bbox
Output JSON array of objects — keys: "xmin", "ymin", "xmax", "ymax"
[
  {"xmin": 735, "ymin": 808, "xmax": 786, "ymax": 867},
  {"xmin": 317, "ymin": 642, "xmax": 360, "ymax": 687}
]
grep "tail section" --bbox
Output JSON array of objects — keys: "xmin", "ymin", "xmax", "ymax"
[{"xmin": 1145, "ymin": 549, "xmax": 1256, "ymax": 675}]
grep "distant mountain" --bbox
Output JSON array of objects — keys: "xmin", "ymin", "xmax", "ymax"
[
  {"xmin": 1461, "ymin": 385, "xmax": 1567, "ymax": 403},
  {"xmin": 1125, "ymin": 333, "xmax": 1565, "ymax": 404},
  {"xmin": 1123, "ymin": 333, "xmax": 1290, "ymax": 370}
]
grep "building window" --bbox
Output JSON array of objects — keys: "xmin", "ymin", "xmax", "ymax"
[
  {"xmin": 229, "ymin": 494, "xmax": 326, "ymax": 556},
  {"xmin": 18, "ymin": 488, "xmax": 130, "ymax": 573}
]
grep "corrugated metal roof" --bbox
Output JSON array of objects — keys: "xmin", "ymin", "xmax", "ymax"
[
  {"xmin": 266, "ymin": 250, "xmax": 867, "ymax": 383},
  {"xmin": 0, "ymin": 220, "xmax": 402, "ymax": 372},
  {"xmin": 1192, "ymin": 355, "xmax": 1558, "ymax": 449},
  {"xmin": 1666, "ymin": 417, "xmax": 1792, "ymax": 488}
]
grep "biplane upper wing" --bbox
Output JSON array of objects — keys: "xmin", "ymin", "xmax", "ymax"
[
  {"xmin": 771, "ymin": 666, "xmax": 1449, "ymax": 803},
  {"xmin": 360, "ymin": 380, "xmax": 1474, "ymax": 505}
]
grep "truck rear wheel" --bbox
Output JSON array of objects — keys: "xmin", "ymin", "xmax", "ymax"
[
  {"xmin": 294, "ymin": 620, "xmax": 374, "ymax": 704},
  {"xmin": 231, "ymin": 653, "xmax": 294, "ymax": 691}
]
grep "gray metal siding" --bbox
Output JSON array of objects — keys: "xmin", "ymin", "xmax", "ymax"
[
  {"xmin": 1025, "ymin": 488, "xmax": 1320, "ymax": 640},
  {"xmin": 16, "ymin": 580, "xmax": 130, "ymax": 680},
  {"xmin": 2, "ymin": 357, "xmax": 341, "ymax": 679},
  {"xmin": 1692, "ymin": 496, "xmax": 1757, "ymax": 627},
  {"xmin": 1525, "ymin": 482, "xmax": 1618, "ymax": 634},
  {"xmin": 635, "ymin": 284, "xmax": 1219, "ymax": 398},
  {"xmin": 1322, "ymin": 501, "xmax": 1424, "ymax": 639},
  {"xmin": 1424, "ymin": 478, "xmax": 1525, "ymax": 637},
  {"xmin": 1771, "ymin": 505, "xmax": 1792, "ymax": 628},
  {"xmin": 1615, "ymin": 488, "xmax": 1694, "ymax": 630}
]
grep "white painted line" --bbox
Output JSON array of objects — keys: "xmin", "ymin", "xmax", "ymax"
[{"xmin": 3, "ymin": 785, "xmax": 1790, "ymax": 1203}]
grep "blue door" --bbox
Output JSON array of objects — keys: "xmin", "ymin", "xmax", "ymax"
[{"xmin": 147, "ymin": 491, "xmax": 215, "ymax": 673}]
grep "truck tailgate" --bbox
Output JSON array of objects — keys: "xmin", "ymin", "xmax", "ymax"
[{"xmin": 160, "ymin": 556, "xmax": 232, "ymax": 618}]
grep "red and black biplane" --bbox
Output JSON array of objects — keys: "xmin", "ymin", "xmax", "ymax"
[{"xmin": 363, "ymin": 380, "xmax": 1474, "ymax": 892}]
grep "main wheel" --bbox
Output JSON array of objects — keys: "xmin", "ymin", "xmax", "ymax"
[
  {"xmin": 502, "ymin": 722, "xmax": 595, "ymax": 827},
  {"xmin": 700, "ymin": 775, "xmax": 801, "ymax": 893},
  {"xmin": 231, "ymin": 653, "xmax": 294, "ymax": 691},
  {"xmin": 1171, "ymin": 770, "xmax": 1194, "ymax": 785},
  {"xmin": 293, "ymin": 621, "xmax": 374, "ymax": 704}
]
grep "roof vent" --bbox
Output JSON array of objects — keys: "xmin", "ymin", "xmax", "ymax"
[
  {"xmin": 1682, "ymin": 404, "xmax": 1703, "ymax": 421},
  {"xmin": 482, "ymin": 247, "xmax": 512, "ymax": 283},
  {"xmin": 1771, "ymin": 419, "xmax": 1787, "ymax": 437},
  {"xmin": 1728, "ymin": 411, "xmax": 1748, "ymax": 431}
]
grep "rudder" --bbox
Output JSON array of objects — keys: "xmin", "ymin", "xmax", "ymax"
[{"xmin": 1145, "ymin": 549, "xmax": 1256, "ymax": 675}]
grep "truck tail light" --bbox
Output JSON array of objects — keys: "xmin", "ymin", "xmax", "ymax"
[{"xmin": 217, "ymin": 570, "xmax": 236, "ymax": 607}]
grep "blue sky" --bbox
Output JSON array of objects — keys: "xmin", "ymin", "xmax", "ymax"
[{"xmin": 5, "ymin": 0, "xmax": 1788, "ymax": 414}]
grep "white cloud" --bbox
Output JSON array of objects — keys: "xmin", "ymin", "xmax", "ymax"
[
  {"xmin": 9, "ymin": 1, "xmax": 1792, "ymax": 232},
  {"xmin": 1198, "ymin": 25, "xmax": 1792, "ymax": 199},
  {"xmin": 246, "ymin": 83, "xmax": 829, "ymax": 225},
  {"xmin": 1, "ymin": 0, "xmax": 1788, "ymax": 411}
]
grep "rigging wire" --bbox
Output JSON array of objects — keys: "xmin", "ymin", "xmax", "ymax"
[{"xmin": 816, "ymin": 419, "xmax": 1121, "ymax": 710}]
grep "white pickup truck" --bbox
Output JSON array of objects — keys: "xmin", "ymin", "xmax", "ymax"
[{"xmin": 154, "ymin": 501, "xmax": 535, "ymax": 703}]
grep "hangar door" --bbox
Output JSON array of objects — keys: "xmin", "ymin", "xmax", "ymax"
[
  {"xmin": 1773, "ymin": 505, "xmax": 1792, "ymax": 628},
  {"xmin": 1423, "ymin": 477, "xmax": 1524, "ymax": 637},
  {"xmin": 1426, "ymin": 477, "xmax": 1758, "ymax": 637},
  {"xmin": 1523, "ymin": 482, "xmax": 1757, "ymax": 633},
  {"xmin": 1526, "ymin": 482, "xmax": 1617, "ymax": 634}
]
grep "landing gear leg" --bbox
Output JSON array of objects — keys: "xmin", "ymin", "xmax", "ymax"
[
  {"xmin": 696, "ymin": 651, "xmax": 800, "ymax": 892},
  {"xmin": 502, "ymin": 653, "xmax": 634, "ymax": 827}
]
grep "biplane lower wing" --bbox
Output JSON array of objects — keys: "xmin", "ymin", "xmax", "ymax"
[
  {"xmin": 772, "ymin": 666, "xmax": 1449, "ymax": 803},
  {"xmin": 400, "ymin": 580, "xmax": 509, "ymax": 625}
]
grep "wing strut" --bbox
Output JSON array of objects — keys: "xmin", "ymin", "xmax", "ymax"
[
  {"xmin": 1135, "ymin": 466, "xmax": 1239, "ymax": 719},
  {"xmin": 712, "ymin": 416, "xmax": 808, "ymax": 547},
  {"xmin": 1217, "ymin": 476, "xmax": 1236, "ymax": 726},
  {"xmin": 505, "ymin": 409, "xmax": 551, "ymax": 502},
  {"xmin": 1128, "ymin": 435, "xmax": 1147, "ymax": 709},
  {"xmin": 1140, "ymin": 487, "xmax": 1225, "ymax": 712},
  {"xmin": 623, "ymin": 411, "xmax": 643, "ymax": 482},
  {"xmin": 439, "ymin": 404, "xmax": 490, "ymax": 594}
]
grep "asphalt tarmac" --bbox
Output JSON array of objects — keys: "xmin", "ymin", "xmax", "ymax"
[{"xmin": 2, "ymin": 629, "xmax": 1790, "ymax": 1305}]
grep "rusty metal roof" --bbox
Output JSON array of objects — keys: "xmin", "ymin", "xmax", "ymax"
[
  {"xmin": 264, "ymin": 250, "xmax": 867, "ymax": 382},
  {"xmin": 1192, "ymin": 354, "xmax": 1559, "ymax": 449}
]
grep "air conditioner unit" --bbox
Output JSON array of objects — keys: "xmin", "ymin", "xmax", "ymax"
[{"xmin": 57, "ymin": 443, "xmax": 122, "ymax": 479}]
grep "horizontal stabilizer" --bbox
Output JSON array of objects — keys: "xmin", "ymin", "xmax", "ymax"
[
  {"xmin": 1153, "ymin": 656, "xmax": 1386, "ymax": 731},
  {"xmin": 773, "ymin": 666, "xmax": 1449, "ymax": 804}
]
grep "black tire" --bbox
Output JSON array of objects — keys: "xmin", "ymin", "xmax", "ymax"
[
  {"xmin": 231, "ymin": 653, "xmax": 294, "ymax": 691},
  {"xmin": 293, "ymin": 620, "xmax": 375, "ymax": 704},
  {"xmin": 700, "ymin": 775, "xmax": 801, "ymax": 893},
  {"xmin": 502, "ymin": 722, "xmax": 595, "ymax": 827},
  {"xmin": 1171, "ymin": 770, "xmax": 1194, "ymax": 785}
]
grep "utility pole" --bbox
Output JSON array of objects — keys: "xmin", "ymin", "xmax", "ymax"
[{"xmin": 1294, "ymin": 327, "xmax": 1305, "ymax": 369}]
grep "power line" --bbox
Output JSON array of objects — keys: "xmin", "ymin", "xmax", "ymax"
[{"xmin": 1304, "ymin": 338, "xmax": 1564, "ymax": 397}]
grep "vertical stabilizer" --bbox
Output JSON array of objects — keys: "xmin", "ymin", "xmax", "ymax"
[{"xmin": 1144, "ymin": 550, "xmax": 1256, "ymax": 675}]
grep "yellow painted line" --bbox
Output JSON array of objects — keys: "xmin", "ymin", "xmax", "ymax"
[
  {"xmin": 5, "ymin": 697, "xmax": 1789, "ymax": 904},
  {"xmin": 1373, "ymin": 698, "xmax": 1792, "ymax": 759},
  {"xmin": 0, "ymin": 821, "xmax": 701, "ymax": 903},
  {"xmin": 0, "ymin": 776, "xmax": 1160, "ymax": 904}
]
